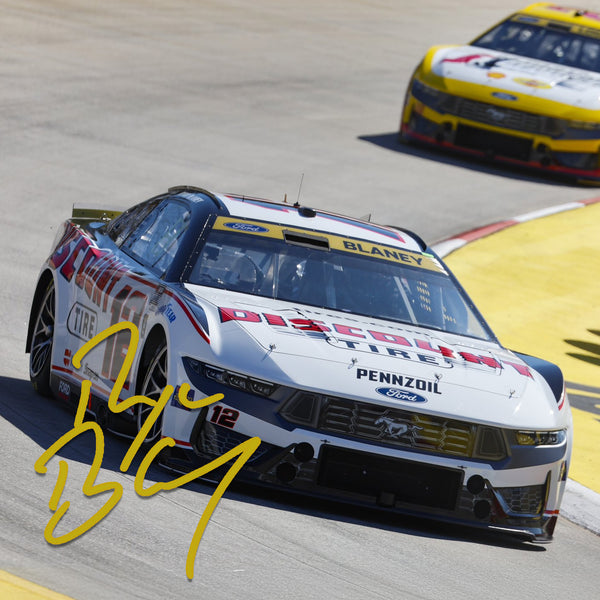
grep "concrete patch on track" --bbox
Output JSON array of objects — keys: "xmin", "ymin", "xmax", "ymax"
[{"xmin": 434, "ymin": 198, "xmax": 600, "ymax": 535}]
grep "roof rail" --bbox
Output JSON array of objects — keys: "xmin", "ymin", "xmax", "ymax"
[
  {"xmin": 386, "ymin": 225, "xmax": 428, "ymax": 251},
  {"xmin": 167, "ymin": 185, "xmax": 223, "ymax": 208}
]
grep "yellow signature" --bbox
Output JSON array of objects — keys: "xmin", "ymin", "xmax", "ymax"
[{"xmin": 34, "ymin": 321, "xmax": 261, "ymax": 579}]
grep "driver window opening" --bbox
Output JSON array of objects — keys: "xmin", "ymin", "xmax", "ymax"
[{"xmin": 121, "ymin": 200, "xmax": 192, "ymax": 277}]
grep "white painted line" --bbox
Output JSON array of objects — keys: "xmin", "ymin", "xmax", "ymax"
[
  {"xmin": 433, "ymin": 198, "xmax": 600, "ymax": 257},
  {"xmin": 514, "ymin": 202, "xmax": 584, "ymax": 223},
  {"xmin": 561, "ymin": 480, "xmax": 600, "ymax": 536},
  {"xmin": 431, "ymin": 238, "xmax": 466, "ymax": 257}
]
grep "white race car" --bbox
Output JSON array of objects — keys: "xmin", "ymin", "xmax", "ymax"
[{"xmin": 27, "ymin": 186, "xmax": 572, "ymax": 541}]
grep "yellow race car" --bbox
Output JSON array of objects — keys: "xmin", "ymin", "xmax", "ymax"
[{"xmin": 400, "ymin": 3, "xmax": 600, "ymax": 183}]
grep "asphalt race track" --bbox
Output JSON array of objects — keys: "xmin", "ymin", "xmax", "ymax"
[{"xmin": 1, "ymin": 1, "xmax": 599, "ymax": 599}]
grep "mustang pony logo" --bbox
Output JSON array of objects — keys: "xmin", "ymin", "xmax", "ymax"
[
  {"xmin": 486, "ymin": 107, "xmax": 507, "ymax": 122},
  {"xmin": 375, "ymin": 416, "xmax": 422, "ymax": 439}
]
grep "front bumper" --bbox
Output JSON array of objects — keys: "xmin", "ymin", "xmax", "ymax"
[
  {"xmin": 161, "ymin": 412, "xmax": 565, "ymax": 543},
  {"xmin": 400, "ymin": 79, "xmax": 600, "ymax": 183}
]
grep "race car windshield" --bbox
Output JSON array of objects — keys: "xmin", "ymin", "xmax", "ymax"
[
  {"xmin": 188, "ymin": 228, "xmax": 493, "ymax": 341},
  {"xmin": 472, "ymin": 19, "xmax": 600, "ymax": 72}
]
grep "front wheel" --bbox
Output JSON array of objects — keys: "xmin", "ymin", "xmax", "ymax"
[
  {"xmin": 29, "ymin": 280, "xmax": 55, "ymax": 397},
  {"xmin": 137, "ymin": 339, "xmax": 167, "ymax": 443}
]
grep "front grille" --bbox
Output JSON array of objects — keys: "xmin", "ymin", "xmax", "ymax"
[
  {"xmin": 318, "ymin": 446, "xmax": 462, "ymax": 510},
  {"xmin": 318, "ymin": 397, "xmax": 478, "ymax": 458},
  {"xmin": 441, "ymin": 96, "xmax": 562, "ymax": 137},
  {"xmin": 455, "ymin": 125, "xmax": 532, "ymax": 160}
]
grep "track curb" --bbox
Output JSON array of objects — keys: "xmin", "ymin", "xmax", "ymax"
[
  {"xmin": 432, "ymin": 197, "xmax": 600, "ymax": 537},
  {"xmin": 560, "ymin": 479, "xmax": 600, "ymax": 537},
  {"xmin": 433, "ymin": 196, "xmax": 600, "ymax": 258},
  {"xmin": 0, "ymin": 569, "xmax": 76, "ymax": 599}
]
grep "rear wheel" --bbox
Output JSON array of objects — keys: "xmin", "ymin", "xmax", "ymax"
[
  {"xmin": 29, "ymin": 280, "xmax": 55, "ymax": 397},
  {"xmin": 137, "ymin": 339, "xmax": 167, "ymax": 443}
]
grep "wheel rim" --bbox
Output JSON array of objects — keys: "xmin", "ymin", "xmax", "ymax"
[
  {"xmin": 30, "ymin": 284, "xmax": 55, "ymax": 378},
  {"xmin": 137, "ymin": 344, "xmax": 167, "ymax": 443}
]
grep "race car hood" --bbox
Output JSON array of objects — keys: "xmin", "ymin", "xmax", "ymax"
[
  {"xmin": 424, "ymin": 44, "xmax": 600, "ymax": 112},
  {"xmin": 185, "ymin": 286, "xmax": 563, "ymax": 430}
]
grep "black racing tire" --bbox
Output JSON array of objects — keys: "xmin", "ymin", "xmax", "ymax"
[
  {"xmin": 29, "ymin": 280, "xmax": 55, "ymax": 397},
  {"xmin": 136, "ymin": 338, "xmax": 167, "ymax": 444}
]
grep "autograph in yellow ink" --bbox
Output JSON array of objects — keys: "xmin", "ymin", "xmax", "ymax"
[{"xmin": 34, "ymin": 321, "xmax": 261, "ymax": 580}]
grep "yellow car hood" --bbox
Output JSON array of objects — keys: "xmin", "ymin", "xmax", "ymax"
[{"xmin": 425, "ymin": 44, "xmax": 600, "ymax": 114}]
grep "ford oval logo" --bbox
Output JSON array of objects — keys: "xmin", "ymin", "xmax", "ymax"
[
  {"xmin": 376, "ymin": 387, "xmax": 427, "ymax": 403},
  {"xmin": 224, "ymin": 222, "xmax": 268, "ymax": 233},
  {"xmin": 491, "ymin": 92, "xmax": 518, "ymax": 101}
]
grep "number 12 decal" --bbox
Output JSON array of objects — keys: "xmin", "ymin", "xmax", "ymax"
[{"xmin": 210, "ymin": 406, "xmax": 240, "ymax": 429}]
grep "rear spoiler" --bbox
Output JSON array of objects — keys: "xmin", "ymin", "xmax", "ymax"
[{"xmin": 71, "ymin": 205, "xmax": 123, "ymax": 222}]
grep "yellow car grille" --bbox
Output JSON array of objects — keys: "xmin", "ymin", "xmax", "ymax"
[{"xmin": 441, "ymin": 96, "xmax": 562, "ymax": 137}]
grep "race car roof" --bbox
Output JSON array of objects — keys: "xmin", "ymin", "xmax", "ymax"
[
  {"xmin": 517, "ymin": 3, "xmax": 600, "ymax": 29},
  {"xmin": 215, "ymin": 193, "xmax": 425, "ymax": 253}
]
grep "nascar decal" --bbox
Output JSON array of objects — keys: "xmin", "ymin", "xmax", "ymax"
[
  {"xmin": 212, "ymin": 217, "xmax": 444, "ymax": 272},
  {"xmin": 357, "ymin": 368, "xmax": 441, "ymax": 394},
  {"xmin": 67, "ymin": 302, "xmax": 98, "ymax": 342},
  {"xmin": 376, "ymin": 388, "xmax": 428, "ymax": 404},
  {"xmin": 50, "ymin": 225, "xmax": 151, "ymax": 382},
  {"xmin": 34, "ymin": 320, "xmax": 259, "ymax": 581},
  {"xmin": 441, "ymin": 52, "xmax": 497, "ymax": 67},
  {"xmin": 223, "ymin": 222, "xmax": 269, "ymax": 233},
  {"xmin": 439, "ymin": 48, "xmax": 600, "ymax": 86},
  {"xmin": 328, "ymin": 336, "xmax": 453, "ymax": 369},
  {"xmin": 434, "ymin": 47, "xmax": 600, "ymax": 102},
  {"xmin": 51, "ymin": 224, "xmax": 141, "ymax": 315},
  {"xmin": 339, "ymin": 240, "xmax": 437, "ymax": 270},
  {"xmin": 49, "ymin": 225, "xmax": 209, "ymax": 382},
  {"xmin": 158, "ymin": 303, "xmax": 177, "ymax": 323},
  {"xmin": 57, "ymin": 379, "xmax": 71, "ymax": 401},
  {"xmin": 171, "ymin": 384, "xmax": 196, "ymax": 411},
  {"xmin": 219, "ymin": 307, "xmax": 532, "ymax": 377},
  {"xmin": 513, "ymin": 77, "xmax": 551, "ymax": 89}
]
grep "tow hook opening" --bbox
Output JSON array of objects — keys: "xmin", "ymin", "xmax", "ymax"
[{"xmin": 275, "ymin": 442, "xmax": 316, "ymax": 483}]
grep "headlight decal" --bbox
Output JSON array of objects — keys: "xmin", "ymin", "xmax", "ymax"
[{"xmin": 514, "ymin": 429, "xmax": 567, "ymax": 446}]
